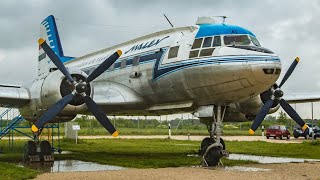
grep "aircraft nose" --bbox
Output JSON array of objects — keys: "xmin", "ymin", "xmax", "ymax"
[{"xmin": 248, "ymin": 57, "xmax": 281, "ymax": 86}]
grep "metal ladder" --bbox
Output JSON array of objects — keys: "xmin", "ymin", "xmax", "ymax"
[{"xmin": 0, "ymin": 115, "xmax": 25, "ymax": 139}]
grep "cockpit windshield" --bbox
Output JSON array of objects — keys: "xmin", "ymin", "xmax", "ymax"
[{"xmin": 224, "ymin": 35, "xmax": 251, "ymax": 46}]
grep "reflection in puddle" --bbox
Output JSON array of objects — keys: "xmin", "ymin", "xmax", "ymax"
[
  {"xmin": 225, "ymin": 166, "xmax": 271, "ymax": 172},
  {"xmin": 19, "ymin": 160, "xmax": 125, "ymax": 173},
  {"xmin": 228, "ymin": 154, "xmax": 320, "ymax": 164},
  {"xmin": 53, "ymin": 151, "xmax": 73, "ymax": 155}
]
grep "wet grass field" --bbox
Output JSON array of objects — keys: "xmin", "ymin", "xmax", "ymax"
[{"xmin": 0, "ymin": 138, "xmax": 319, "ymax": 180}]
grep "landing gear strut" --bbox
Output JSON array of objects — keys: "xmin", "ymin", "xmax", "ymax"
[
  {"xmin": 23, "ymin": 129, "xmax": 54, "ymax": 162},
  {"xmin": 199, "ymin": 105, "xmax": 229, "ymax": 167}
]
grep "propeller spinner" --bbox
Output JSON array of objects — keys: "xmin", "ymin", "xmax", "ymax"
[
  {"xmin": 249, "ymin": 57, "xmax": 309, "ymax": 134},
  {"xmin": 31, "ymin": 38, "xmax": 122, "ymax": 137}
]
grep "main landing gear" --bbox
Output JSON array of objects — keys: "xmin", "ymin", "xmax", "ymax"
[
  {"xmin": 23, "ymin": 130, "xmax": 54, "ymax": 163},
  {"xmin": 198, "ymin": 105, "xmax": 229, "ymax": 167}
]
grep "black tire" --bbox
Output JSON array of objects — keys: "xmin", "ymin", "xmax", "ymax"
[
  {"xmin": 40, "ymin": 141, "xmax": 52, "ymax": 156},
  {"xmin": 280, "ymin": 135, "xmax": 283, "ymax": 140},
  {"xmin": 273, "ymin": 137, "xmax": 276, "ymax": 139},
  {"xmin": 204, "ymin": 147, "xmax": 222, "ymax": 166},
  {"xmin": 305, "ymin": 134, "xmax": 310, "ymax": 139},
  {"xmin": 294, "ymin": 135, "xmax": 299, "ymax": 139},
  {"xmin": 266, "ymin": 136, "xmax": 269, "ymax": 139},
  {"xmin": 23, "ymin": 141, "xmax": 36, "ymax": 162},
  {"xmin": 199, "ymin": 138, "xmax": 225, "ymax": 156}
]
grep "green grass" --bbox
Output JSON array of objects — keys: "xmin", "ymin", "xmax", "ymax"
[
  {"xmin": 226, "ymin": 140, "xmax": 320, "ymax": 159},
  {"xmin": 0, "ymin": 162, "xmax": 39, "ymax": 180}
]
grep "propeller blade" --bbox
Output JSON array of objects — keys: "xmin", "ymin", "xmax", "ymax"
[
  {"xmin": 38, "ymin": 38, "xmax": 75, "ymax": 84},
  {"xmin": 249, "ymin": 99, "xmax": 274, "ymax": 134},
  {"xmin": 278, "ymin": 57, "xmax": 299, "ymax": 88},
  {"xmin": 86, "ymin": 50, "xmax": 122, "ymax": 83},
  {"xmin": 279, "ymin": 99, "xmax": 309, "ymax": 131},
  {"xmin": 83, "ymin": 96, "xmax": 118, "ymax": 137},
  {"xmin": 31, "ymin": 93, "xmax": 74, "ymax": 132}
]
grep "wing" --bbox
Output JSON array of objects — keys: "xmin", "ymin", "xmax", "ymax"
[
  {"xmin": 0, "ymin": 85, "xmax": 30, "ymax": 107},
  {"xmin": 283, "ymin": 93, "xmax": 320, "ymax": 104}
]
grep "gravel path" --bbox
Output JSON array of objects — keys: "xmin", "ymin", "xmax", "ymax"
[{"xmin": 34, "ymin": 162, "xmax": 320, "ymax": 180}]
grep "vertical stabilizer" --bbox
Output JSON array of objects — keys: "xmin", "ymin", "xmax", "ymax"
[{"xmin": 38, "ymin": 15, "xmax": 74, "ymax": 76}]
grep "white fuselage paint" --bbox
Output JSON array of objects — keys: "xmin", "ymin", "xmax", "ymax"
[{"xmin": 59, "ymin": 25, "xmax": 281, "ymax": 116}]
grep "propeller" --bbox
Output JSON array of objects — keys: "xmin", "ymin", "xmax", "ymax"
[
  {"xmin": 249, "ymin": 57, "xmax": 309, "ymax": 135},
  {"xmin": 32, "ymin": 38, "xmax": 122, "ymax": 137}
]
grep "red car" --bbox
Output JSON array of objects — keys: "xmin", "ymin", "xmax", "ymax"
[{"xmin": 266, "ymin": 125, "xmax": 290, "ymax": 139}]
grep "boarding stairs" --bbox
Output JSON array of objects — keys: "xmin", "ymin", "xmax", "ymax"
[{"xmin": 0, "ymin": 108, "xmax": 25, "ymax": 139}]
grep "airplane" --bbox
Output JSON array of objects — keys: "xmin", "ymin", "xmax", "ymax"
[{"xmin": 0, "ymin": 15, "xmax": 318, "ymax": 166}]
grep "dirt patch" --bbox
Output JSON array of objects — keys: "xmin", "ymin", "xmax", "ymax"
[{"xmin": 34, "ymin": 162, "xmax": 320, "ymax": 180}]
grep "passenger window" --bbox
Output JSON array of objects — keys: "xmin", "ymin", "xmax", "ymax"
[
  {"xmin": 200, "ymin": 48, "xmax": 214, "ymax": 57},
  {"xmin": 133, "ymin": 56, "xmax": 140, "ymax": 66},
  {"xmin": 202, "ymin": 37, "xmax": 213, "ymax": 48},
  {"xmin": 191, "ymin": 38, "xmax": 203, "ymax": 49},
  {"xmin": 108, "ymin": 63, "xmax": 115, "ymax": 71},
  {"xmin": 189, "ymin": 50, "xmax": 199, "ymax": 58},
  {"xmin": 120, "ymin": 59, "xmax": 126, "ymax": 69},
  {"xmin": 212, "ymin": 36, "xmax": 221, "ymax": 47},
  {"xmin": 168, "ymin": 46, "xmax": 179, "ymax": 59}
]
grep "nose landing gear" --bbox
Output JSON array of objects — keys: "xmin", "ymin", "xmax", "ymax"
[{"xmin": 198, "ymin": 105, "xmax": 229, "ymax": 167}]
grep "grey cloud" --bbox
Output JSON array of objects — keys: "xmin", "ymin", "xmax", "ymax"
[{"xmin": 0, "ymin": 0, "xmax": 319, "ymax": 117}]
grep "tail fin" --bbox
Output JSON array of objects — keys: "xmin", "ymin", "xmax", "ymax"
[{"xmin": 38, "ymin": 15, "xmax": 74, "ymax": 75}]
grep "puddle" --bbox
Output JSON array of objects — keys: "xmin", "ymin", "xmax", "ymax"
[
  {"xmin": 225, "ymin": 166, "xmax": 271, "ymax": 172},
  {"xmin": 19, "ymin": 160, "xmax": 126, "ymax": 173},
  {"xmin": 53, "ymin": 151, "xmax": 73, "ymax": 155},
  {"xmin": 228, "ymin": 154, "xmax": 320, "ymax": 164}
]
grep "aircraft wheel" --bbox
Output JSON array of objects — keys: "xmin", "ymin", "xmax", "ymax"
[
  {"xmin": 23, "ymin": 141, "xmax": 36, "ymax": 162},
  {"xmin": 199, "ymin": 138, "xmax": 225, "ymax": 156},
  {"xmin": 40, "ymin": 141, "xmax": 52, "ymax": 156},
  {"xmin": 204, "ymin": 146, "xmax": 223, "ymax": 166}
]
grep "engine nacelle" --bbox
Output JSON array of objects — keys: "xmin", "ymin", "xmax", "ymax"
[
  {"xmin": 194, "ymin": 88, "xmax": 280, "ymax": 123},
  {"xmin": 234, "ymin": 93, "xmax": 280, "ymax": 117},
  {"xmin": 20, "ymin": 69, "xmax": 91, "ymax": 122}
]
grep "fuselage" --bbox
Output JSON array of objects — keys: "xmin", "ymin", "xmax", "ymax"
[{"xmin": 63, "ymin": 23, "xmax": 280, "ymax": 115}]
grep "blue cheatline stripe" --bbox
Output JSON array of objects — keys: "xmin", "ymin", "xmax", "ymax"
[
  {"xmin": 41, "ymin": 15, "xmax": 75, "ymax": 63},
  {"xmin": 196, "ymin": 24, "xmax": 256, "ymax": 38}
]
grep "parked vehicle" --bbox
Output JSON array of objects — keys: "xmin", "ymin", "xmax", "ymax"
[
  {"xmin": 266, "ymin": 125, "xmax": 290, "ymax": 139},
  {"xmin": 293, "ymin": 123, "xmax": 320, "ymax": 139}
]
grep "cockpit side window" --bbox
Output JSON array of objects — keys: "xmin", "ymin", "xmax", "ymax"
[
  {"xmin": 250, "ymin": 36, "xmax": 261, "ymax": 47},
  {"xmin": 190, "ymin": 36, "xmax": 219, "ymax": 58},
  {"xmin": 212, "ymin": 36, "xmax": 221, "ymax": 47},
  {"xmin": 191, "ymin": 38, "xmax": 203, "ymax": 49},
  {"xmin": 202, "ymin": 37, "xmax": 213, "ymax": 48},
  {"xmin": 224, "ymin": 35, "xmax": 250, "ymax": 46}
]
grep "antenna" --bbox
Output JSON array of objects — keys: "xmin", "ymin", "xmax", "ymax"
[
  {"xmin": 163, "ymin": 14, "xmax": 184, "ymax": 35},
  {"xmin": 163, "ymin": 14, "xmax": 174, "ymax": 28},
  {"xmin": 213, "ymin": 16, "xmax": 230, "ymax": 24}
]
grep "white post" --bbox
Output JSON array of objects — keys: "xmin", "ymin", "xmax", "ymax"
[
  {"xmin": 261, "ymin": 126, "xmax": 265, "ymax": 140},
  {"xmin": 76, "ymin": 130, "xmax": 78, "ymax": 144},
  {"xmin": 168, "ymin": 122, "xmax": 171, "ymax": 139}
]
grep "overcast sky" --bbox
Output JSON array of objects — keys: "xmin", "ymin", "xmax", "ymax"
[{"xmin": 0, "ymin": 0, "xmax": 319, "ymax": 119}]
